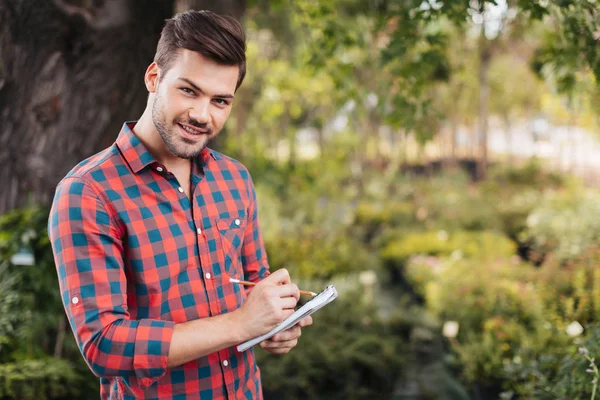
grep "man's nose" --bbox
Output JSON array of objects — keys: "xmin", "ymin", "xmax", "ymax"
[{"xmin": 189, "ymin": 99, "xmax": 210, "ymax": 124}]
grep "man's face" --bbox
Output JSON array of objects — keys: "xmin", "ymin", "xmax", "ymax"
[{"xmin": 150, "ymin": 49, "xmax": 239, "ymax": 159}]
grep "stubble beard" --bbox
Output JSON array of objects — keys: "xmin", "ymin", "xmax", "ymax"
[{"xmin": 151, "ymin": 94, "xmax": 215, "ymax": 160}]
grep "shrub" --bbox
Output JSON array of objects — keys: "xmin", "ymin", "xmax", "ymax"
[
  {"xmin": 265, "ymin": 227, "xmax": 380, "ymax": 280},
  {"xmin": 487, "ymin": 159, "xmax": 566, "ymax": 190},
  {"xmin": 258, "ymin": 289, "xmax": 407, "ymax": 400},
  {"xmin": 381, "ymin": 230, "xmax": 516, "ymax": 270},
  {"xmin": 405, "ymin": 247, "xmax": 600, "ymax": 396},
  {"xmin": 0, "ymin": 207, "xmax": 98, "ymax": 400},
  {"xmin": 533, "ymin": 325, "xmax": 600, "ymax": 399},
  {"xmin": 522, "ymin": 190, "xmax": 600, "ymax": 263},
  {"xmin": 0, "ymin": 358, "xmax": 83, "ymax": 400},
  {"xmin": 352, "ymin": 201, "xmax": 416, "ymax": 244},
  {"xmin": 0, "ymin": 207, "xmax": 63, "ymax": 361}
]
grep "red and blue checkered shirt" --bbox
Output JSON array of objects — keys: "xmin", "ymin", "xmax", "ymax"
[{"xmin": 49, "ymin": 122, "xmax": 269, "ymax": 399}]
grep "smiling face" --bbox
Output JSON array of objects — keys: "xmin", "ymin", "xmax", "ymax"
[{"xmin": 146, "ymin": 49, "xmax": 239, "ymax": 160}]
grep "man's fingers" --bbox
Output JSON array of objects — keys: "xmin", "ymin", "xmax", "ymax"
[
  {"xmin": 274, "ymin": 283, "xmax": 300, "ymax": 300},
  {"xmin": 260, "ymin": 338, "xmax": 298, "ymax": 350},
  {"xmin": 261, "ymin": 346, "xmax": 293, "ymax": 354},
  {"xmin": 298, "ymin": 316, "xmax": 313, "ymax": 327},
  {"xmin": 279, "ymin": 297, "xmax": 297, "ymax": 310},
  {"xmin": 271, "ymin": 326, "xmax": 301, "ymax": 342},
  {"xmin": 265, "ymin": 268, "xmax": 291, "ymax": 285}
]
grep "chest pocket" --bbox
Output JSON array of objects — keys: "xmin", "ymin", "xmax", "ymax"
[{"xmin": 216, "ymin": 210, "xmax": 247, "ymax": 277}]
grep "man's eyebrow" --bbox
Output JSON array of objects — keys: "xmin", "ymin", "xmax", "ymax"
[{"xmin": 177, "ymin": 77, "xmax": 235, "ymax": 99}]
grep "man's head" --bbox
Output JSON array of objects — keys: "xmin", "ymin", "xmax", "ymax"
[
  {"xmin": 154, "ymin": 10, "xmax": 246, "ymax": 90},
  {"xmin": 144, "ymin": 11, "xmax": 246, "ymax": 160}
]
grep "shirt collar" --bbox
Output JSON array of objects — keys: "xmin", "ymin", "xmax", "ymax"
[{"xmin": 115, "ymin": 121, "xmax": 215, "ymax": 174}]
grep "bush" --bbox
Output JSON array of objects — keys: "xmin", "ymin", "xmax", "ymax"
[
  {"xmin": 0, "ymin": 358, "xmax": 83, "ymax": 400},
  {"xmin": 352, "ymin": 201, "xmax": 416, "ymax": 244},
  {"xmin": 494, "ymin": 189, "xmax": 541, "ymax": 241},
  {"xmin": 0, "ymin": 207, "xmax": 98, "ymax": 400},
  {"xmin": 533, "ymin": 325, "xmax": 600, "ymax": 399},
  {"xmin": 258, "ymin": 289, "xmax": 407, "ymax": 400},
  {"xmin": 487, "ymin": 159, "xmax": 566, "ymax": 190},
  {"xmin": 522, "ymin": 190, "xmax": 600, "ymax": 263},
  {"xmin": 0, "ymin": 207, "xmax": 63, "ymax": 361},
  {"xmin": 536, "ymin": 248, "xmax": 600, "ymax": 325},
  {"xmin": 404, "ymin": 246, "xmax": 600, "ymax": 396},
  {"xmin": 381, "ymin": 230, "xmax": 516, "ymax": 270},
  {"xmin": 265, "ymin": 227, "xmax": 380, "ymax": 280}
]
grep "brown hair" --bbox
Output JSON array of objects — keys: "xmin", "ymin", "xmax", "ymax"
[{"xmin": 154, "ymin": 10, "xmax": 246, "ymax": 90}]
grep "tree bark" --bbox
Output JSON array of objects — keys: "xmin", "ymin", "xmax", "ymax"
[
  {"xmin": 0, "ymin": 0, "xmax": 174, "ymax": 213},
  {"xmin": 0, "ymin": 0, "xmax": 248, "ymax": 214}
]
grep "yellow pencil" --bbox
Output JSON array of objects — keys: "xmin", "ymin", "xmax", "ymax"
[{"xmin": 229, "ymin": 278, "xmax": 317, "ymax": 297}]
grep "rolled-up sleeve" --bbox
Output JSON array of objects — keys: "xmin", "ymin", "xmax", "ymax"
[
  {"xmin": 48, "ymin": 177, "xmax": 174, "ymax": 387},
  {"xmin": 240, "ymin": 174, "xmax": 270, "ymax": 285}
]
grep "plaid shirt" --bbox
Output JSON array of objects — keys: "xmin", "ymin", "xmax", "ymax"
[{"xmin": 49, "ymin": 122, "xmax": 269, "ymax": 399}]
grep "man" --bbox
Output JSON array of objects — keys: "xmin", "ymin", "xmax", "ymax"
[{"xmin": 48, "ymin": 10, "xmax": 311, "ymax": 400}]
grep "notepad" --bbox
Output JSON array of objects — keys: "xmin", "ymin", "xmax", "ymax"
[{"xmin": 236, "ymin": 285, "xmax": 338, "ymax": 352}]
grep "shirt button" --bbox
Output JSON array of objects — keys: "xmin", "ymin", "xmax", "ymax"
[
  {"xmin": 196, "ymin": 227, "xmax": 202, "ymax": 234},
  {"xmin": 234, "ymin": 219, "xmax": 240, "ymax": 226},
  {"xmin": 72, "ymin": 297, "xmax": 79, "ymax": 305},
  {"xmin": 156, "ymin": 166, "xmax": 163, "ymax": 172},
  {"xmin": 178, "ymin": 187, "xmax": 184, "ymax": 193},
  {"xmin": 205, "ymin": 272, "xmax": 211, "ymax": 279},
  {"xmin": 223, "ymin": 360, "xmax": 229, "ymax": 367}
]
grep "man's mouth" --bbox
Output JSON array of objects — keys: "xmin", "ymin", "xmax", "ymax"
[{"xmin": 178, "ymin": 123, "xmax": 210, "ymax": 135}]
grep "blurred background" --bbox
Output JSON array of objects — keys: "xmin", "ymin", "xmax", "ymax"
[{"xmin": 1, "ymin": 0, "xmax": 599, "ymax": 399}]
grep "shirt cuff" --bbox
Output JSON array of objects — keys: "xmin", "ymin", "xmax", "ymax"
[{"xmin": 133, "ymin": 319, "xmax": 176, "ymax": 388}]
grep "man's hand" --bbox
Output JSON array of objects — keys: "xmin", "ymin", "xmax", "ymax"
[
  {"xmin": 259, "ymin": 315, "xmax": 313, "ymax": 354},
  {"xmin": 233, "ymin": 269, "xmax": 300, "ymax": 341}
]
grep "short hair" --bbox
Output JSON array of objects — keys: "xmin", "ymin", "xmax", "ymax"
[{"xmin": 154, "ymin": 10, "xmax": 247, "ymax": 90}]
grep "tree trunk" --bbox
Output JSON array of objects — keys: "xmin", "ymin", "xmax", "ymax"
[
  {"xmin": 477, "ymin": 23, "xmax": 491, "ymax": 180},
  {"xmin": 0, "ymin": 0, "xmax": 248, "ymax": 214},
  {"xmin": 0, "ymin": 0, "xmax": 174, "ymax": 214}
]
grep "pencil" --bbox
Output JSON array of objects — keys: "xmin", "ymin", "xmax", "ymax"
[{"xmin": 229, "ymin": 278, "xmax": 317, "ymax": 297}]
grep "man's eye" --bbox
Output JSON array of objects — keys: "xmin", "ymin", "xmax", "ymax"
[
  {"xmin": 181, "ymin": 88, "xmax": 194, "ymax": 95},
  {"xmin": 214, "ymin": 99, "xmax": 229, "ymax": 106}
]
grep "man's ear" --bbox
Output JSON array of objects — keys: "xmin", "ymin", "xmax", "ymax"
[{"xmin": 145, "ymin": 62, "xmax": 161, "ymax": 93}]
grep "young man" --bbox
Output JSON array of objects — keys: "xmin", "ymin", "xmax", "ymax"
[{"xmin": 48, "ymin": 10, "xmax": 311, "ymax": 400}]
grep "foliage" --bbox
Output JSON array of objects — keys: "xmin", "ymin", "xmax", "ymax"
[
  {"xmin": 382, "ymin": 230, "xmax": 515, "ymax": 269},
  {"xmin": 534, "ymin": 325, "xmax": 600, "ymax": 400},
  {"xmin": 258, "ymin": 287, "xmax": 408, "ymax": 400},
  {"xmin": 482, "ymin": 160, "xmax": 568, "ymax": 242},
  {"xmin": 402, "ymin": 229, "xmax": 600, "ymax": 396},
  {"xmin": 265, "ymin": 225, "xmax": 379, "ymax": 280},
  {"xmin": 530, "ymin": 0, "xmax": 600, "ymax": 93},
  {"xmin": 406, "ymin": 253, "xmax": 571, "ymax": 392},
  {"xmin": 523, "ymin": 190, "xmax": 600, "ymax": 263},
  {"xmin": 486, "ymin": 159, "xmax": 566, "ymax": 190},
  {"xmin": 536, "ymin": 248, "xmax": 600, "ymax": 325},
  {"xmin": 0, "ymin": 358, "xmax": 82, "ymax": 400},
  {"xmin": 0, "ymin": 207, "xmax": 97, "ymax": 400},
  {"xmin": 0, "ymin": 207, "xmax": 62, "ymax": 360},
  {"xmin": 2, "ymin": 0, "xmax": 600, "ymax": 398}
]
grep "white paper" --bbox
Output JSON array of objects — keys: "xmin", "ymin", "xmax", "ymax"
[{"xmin": 236, "ymin": 285, "xmax": 338, "ymax": 352}]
